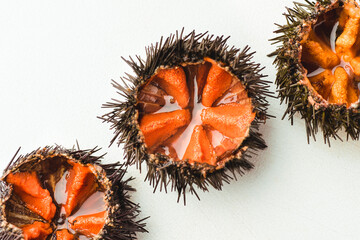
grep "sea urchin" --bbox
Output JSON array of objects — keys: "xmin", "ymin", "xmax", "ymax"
[
  {"xmin": 0, "ymin": 146, "xmax": 147, "ymax": 240},
  {"xmin": 271, "ymin": 0, "xmax": 360, "ymax": 144},
  {"xmin": 101, "ymin": 30, "xmax": 272, "ymax": 203}
]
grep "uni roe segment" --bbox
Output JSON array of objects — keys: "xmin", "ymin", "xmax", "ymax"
[{"xmin": 137, "ymin": 58, "xmax": 255, "ymax": 166}]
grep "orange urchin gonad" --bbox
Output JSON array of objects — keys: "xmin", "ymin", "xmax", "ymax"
[
  {"xmin": 101, "ymin": 30, "xmax": 272, "ymax": 203},
  {"xmin": 0, "ymin": 146, "xmax": 147, "ymax": 240},
  {"xmin": 271, "ymin": 0, "xmax": 360, "ymax": 144}
]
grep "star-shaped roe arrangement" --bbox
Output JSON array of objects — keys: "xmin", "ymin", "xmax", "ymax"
[
  {"xmin": 5, "ymin": 159, "xmax": 107, "ymax": 240},
  {"xmin": 137, "ymin": 57, "xmax": 255, "ymax": 166}
]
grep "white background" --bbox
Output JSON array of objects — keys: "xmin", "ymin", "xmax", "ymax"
[{"xmin": 1, "ymin": 0, "xmax": 360, "ymax": 239}]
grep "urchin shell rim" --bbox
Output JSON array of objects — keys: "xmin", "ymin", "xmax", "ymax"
[
  {"xmin": 101, "ymin": 29, "xmax": 272, "ymax": 203},
  {"xmin": 270, "ymin": 0, "xmax": 360, "ymax": 145},
  {"xmin": 0, "ymin": 145, "xmax": 147, "ymax": 240}
]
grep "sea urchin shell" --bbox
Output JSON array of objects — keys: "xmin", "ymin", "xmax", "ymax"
[
  {"xmin": 101, "ymin": 30, "xmax": 272, "ymax": 203},
  {"xmin": 271, "ymin": 0, "xmax": 360, "ymax": 144},
  {"xmin": 0, "ymin": 146, "xmax": 147, "ymax": 240}
]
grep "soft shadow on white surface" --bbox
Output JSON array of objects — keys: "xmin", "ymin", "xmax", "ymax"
[{"xmin": 1, "ymin": 0, "xmax": 360, "ymax": 239}]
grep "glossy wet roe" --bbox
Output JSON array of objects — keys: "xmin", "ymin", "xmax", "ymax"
[
  {"xmin": 5, "ymin": 158, "xmax": 106, "ymax": 240},
  {"xmin": 301, "ymin": 2, "xmax": 360, "ymax": 106},
  {"xmin": 137, "ymin": 58, "xmax": 255, "ymax": 166}
]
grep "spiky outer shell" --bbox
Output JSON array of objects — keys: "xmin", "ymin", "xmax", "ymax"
[
  {"xmin": 270, "ymin": 0, "xmax": 360, "ymax": 144},
  {"xmin": 101, "ymin": 30, "xmax": 272, "ymax": 203},
  {"xmin": 0, "ymin": 146, "xmax": 147, "ymax": 240}
]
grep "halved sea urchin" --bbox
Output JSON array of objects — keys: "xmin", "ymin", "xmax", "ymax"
[
  {"xmin": 271, "ymin": 0, "xmax": 360, "ymax": 143},
  {"xmin": 101, "ymin": 30, "xmax": 272, "ymax": 202},
  {"xmin": 0, "ymin": 146, "xmax": 146, "ymax": 240}
]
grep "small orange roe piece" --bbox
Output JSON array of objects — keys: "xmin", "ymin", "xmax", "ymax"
[
  {"xmin": 140, "ymin": 109, "xmax": 191, "ymax": 149},
  {"xmin": 337, "ymin": 3, "xmax": 360, "ymax": 55},
  {"xmin": 228, "ymin": 82, "xmax": 248, "ymax": 100},
  {"xmin": 339, "ymin": 4, "xmax": 351, "ymax": 27},
  {"xmin": 22, "ymin": 221, "xmax": 52, "ymax": 240},
  {"xmin": 195, "ymin": 62, "xmax": 211, "ymax": 102},
  {"xmin": 56, "ymin": 229, "xmax": 74, "ymax": 240},
  {"xmin": 308, "ymin": 69, "xmax": 335, "ymax": 99},
  {"xmin": 6, "ymin": 172, "xmax": 56, "ymax": 221},
  {"xmin": 302, "ymin": 40, "xmax": 340, "ymax": 68},
  {"xmin": 201, "ymin": 103, "xmax": 255, "ymax": 139},
  {"xmin": 213, "ymin": 138, "xmax": 239, "ymax": 157},
  {"xmin": 64, "ymin": 162, "xmax": 98, "ymax": 216},
  {"xmin": 206, "ymin": 129, "xmax": 241, "ymax": 157},
  {"xmin": 183, "ymin": 125, "xmax": 216, "ymax": 165},
  {"xmin": 153, "ymin": 67, "xmax": 190, "ymax": 108},
  {"xmin": 69, "ymin": 211, "xmax": 106, "ymax": 237},
  {"xmin": 202, "ymin": 58, "xmax": 233, "ymax": 107},
  {"xmin": 217, "ymin": 81, "xmax": 249, "ymax": 105},
  {"xmin": 336, "ymin": 17, "xmax": 360, "ymax": 51},
  {"xmin": 350, "ymin": 57, "xmax": 360, "ymax": 76},
  {"xmin": 329, "ymin": 67, "xmax": 349, "ymax": 104},
  {"xmin": 347, "ymin": 82, "xmax": 359, "ymax": 104}
]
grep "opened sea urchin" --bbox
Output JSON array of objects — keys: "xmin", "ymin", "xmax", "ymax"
[
  {"xmin": 0, "ymin": 146, "xmax": 146, "ymax": 240},
  {"xmin": 101, "ymin": 30, "xmax": 272, "ymax": 202},
  {"xmin": 271, "ymin": 0, "xmax": 360, "ymax": 143}
]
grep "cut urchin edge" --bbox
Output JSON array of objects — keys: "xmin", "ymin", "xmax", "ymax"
[
  {"xmin": 100, "ymin": 29, "xmax": 272, "ymax": 203},
  {"xmin": 0, "ymin": 146, "xmax": 147, "ymax": 240},
  {"xmin": 270, "ymin": 0, "xmax": 360, "ymax": 144}
]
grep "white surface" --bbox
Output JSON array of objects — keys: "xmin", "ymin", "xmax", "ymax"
[{"xmin": 1, "ymin": 1, "xmax": 360, "ymax": 239}]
